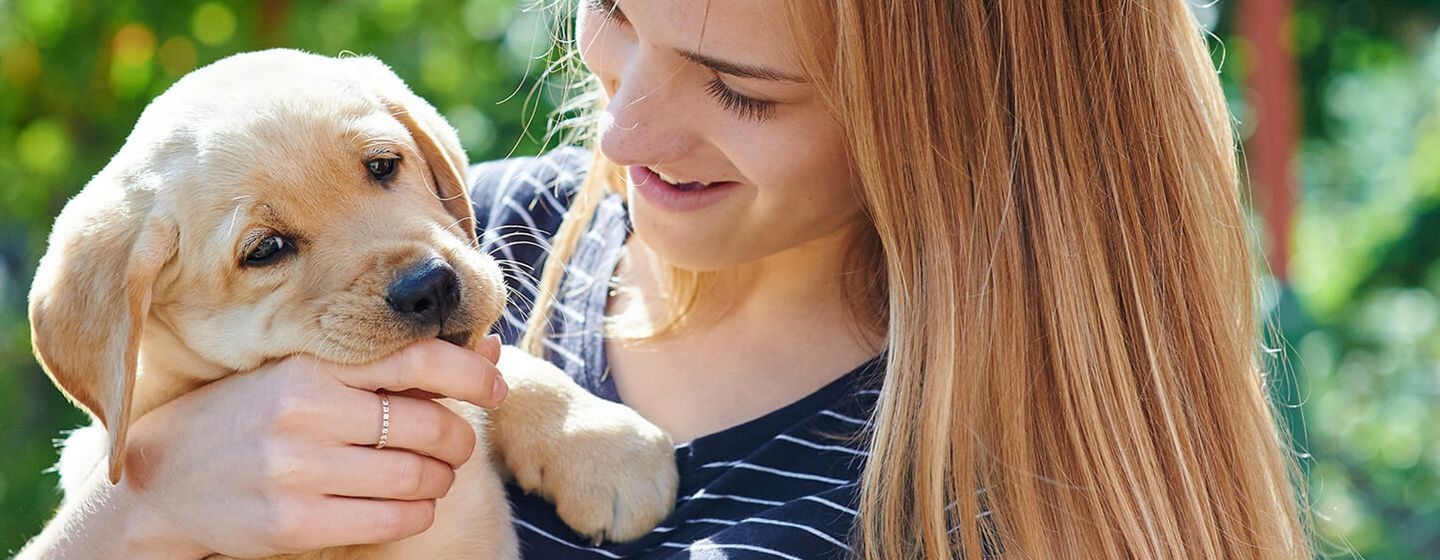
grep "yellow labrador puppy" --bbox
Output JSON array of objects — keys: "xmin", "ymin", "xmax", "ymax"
[{"xmin": 28, "ymin": 49, "xmax": 675, "ymax": 559}]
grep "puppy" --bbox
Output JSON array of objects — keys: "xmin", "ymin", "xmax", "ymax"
[{"xmin": 27, "ymin": 49, "xmax": 675, "ymax": 559}]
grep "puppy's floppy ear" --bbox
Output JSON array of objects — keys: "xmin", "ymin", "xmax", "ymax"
[
  {"xmin": 29, "ymin": 182, "xmax": 177, "ymax": 484},
  {"xmin": 343, "ymin": 55, "xmax": 476, "ymax": 244},
  {"xmin": 385, "ymin": 99, "xmax": 477, "ymax": 245}
]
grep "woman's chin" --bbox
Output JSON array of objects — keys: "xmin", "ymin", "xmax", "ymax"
[{"xmin": 629, "ymin": 220, "xmax": 749, "ymax": 273}]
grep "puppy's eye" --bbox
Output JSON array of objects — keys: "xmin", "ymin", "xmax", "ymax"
[
  {"xmin": 244, "ymin": 235, "xmax": 293, "ymax": 267},
  {"xmin": 367, "ymin": 157, "xmax": 398, "ymax": 180}
]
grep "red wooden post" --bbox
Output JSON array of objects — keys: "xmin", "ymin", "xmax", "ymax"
[{"xmin": 1237, "ymin": 0, "xmax": 1300, "ymax": 281}]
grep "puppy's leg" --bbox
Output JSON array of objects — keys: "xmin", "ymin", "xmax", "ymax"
[{"xmin": 487, "ymin": 347, "xmax": 677, "ymax": 544}]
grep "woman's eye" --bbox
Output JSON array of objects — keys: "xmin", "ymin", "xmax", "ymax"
[
  {"xmin": 367, "ymin": 157, "xmax": 398, "ymax": 180},
  {"xmin": 705, "ymin": 77, "xmax": 777, "ymax": 122},
  {"xmin": 244, "ymin": 235, "xmax": 292, "ymax": 267},
  {"xmin": 586, "ymin": 0, "xmax": 628, "ymax": 24}
]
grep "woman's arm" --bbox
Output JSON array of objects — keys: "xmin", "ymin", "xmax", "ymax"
[{"xmin": 17, "ymin": 337, "xmax": 508, "ymax": 559}]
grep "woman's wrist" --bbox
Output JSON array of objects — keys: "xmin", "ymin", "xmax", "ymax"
[{"xmin": 113, "ymin": 481, "xmax": 211, "ymax": 560}]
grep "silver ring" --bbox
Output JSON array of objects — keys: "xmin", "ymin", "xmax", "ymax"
[{"xmin": 375, "ymin": 392, "xmax": 390, "ymax": 449}]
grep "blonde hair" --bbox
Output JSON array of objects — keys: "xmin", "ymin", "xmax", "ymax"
[{"xmin": 525, "ymin": 0, "xmax": 1311, "ymax": 558}]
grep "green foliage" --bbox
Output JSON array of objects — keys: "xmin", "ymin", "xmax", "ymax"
[{"xmin": 1212, "ymin": 1, "xmax": 1440, "ymax": 557}]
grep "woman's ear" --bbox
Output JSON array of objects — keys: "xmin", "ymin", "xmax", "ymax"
[{"xmin": 29, "ymin": 182, "xmax": 177, "ymax": 484}]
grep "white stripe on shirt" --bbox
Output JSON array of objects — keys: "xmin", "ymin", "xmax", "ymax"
[
  {"xmin": 775, "ymin": 434, "xmax": 870, "ymax": 457},
  {"xmin": 800, "ymin": 495, "xmax": 858, "ymax": 516},
  {"xmin": 819, "ymin": 409, "xmax": 870, "ymax": 426},
  {"xmin": 659, "ymin": 541, "xmax": 805, "ymax": 560},
  {"xmin": 699, "ymin": 461, "xmax": 852, "ymax": 485}
]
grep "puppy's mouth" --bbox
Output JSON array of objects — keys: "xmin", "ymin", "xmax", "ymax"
[{"xmin": 438, "ymin": 329, "xmax": 473, "ymax": 347}]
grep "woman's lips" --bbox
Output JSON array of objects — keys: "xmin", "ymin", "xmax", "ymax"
[
  {"xmin": 653, "ymin": 169, "xmax": 712, "ymax": 191},
  {"xmin": 628, "ymin": 166, "xmax": 738, "ymax": 212}
]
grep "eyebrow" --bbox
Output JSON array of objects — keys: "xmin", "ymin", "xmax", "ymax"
[{"xmin": 674, "ymin": 48, "xmax": 807, "ymax": 83}]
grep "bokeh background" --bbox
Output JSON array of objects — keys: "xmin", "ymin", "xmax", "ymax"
[{"xmin": 0, "ymin": 1, "xmax": 1437, "ymax": 558}]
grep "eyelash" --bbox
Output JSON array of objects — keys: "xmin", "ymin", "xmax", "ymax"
[
  {"xmin": 587, "ymin": 0, "xmax": 627, "ymax": 23},
  {"xmin": 587, "ymin": 0, "xmax": 777, "ymax": 123},
  {"xmin": 704, "ymin": 77, "xmax": 776, "ymax": 122}
]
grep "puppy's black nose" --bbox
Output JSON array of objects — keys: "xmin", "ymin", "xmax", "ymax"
[{"xmin": 386, "ymin": 258, "xmax": 460, "ymax": 328}]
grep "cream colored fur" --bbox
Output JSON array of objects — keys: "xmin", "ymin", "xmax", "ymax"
[{"xmin": 28, "ymin": 49, "xmax": 676, "ymax": 559}]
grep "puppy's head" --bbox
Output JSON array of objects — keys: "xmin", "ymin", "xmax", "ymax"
[{"xmin": 29, "ymin": 49, "xmax": 504, "ymax": 483}]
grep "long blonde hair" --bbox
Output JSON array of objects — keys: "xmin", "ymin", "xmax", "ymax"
[{"xmin": 525, "ymin": 1, "xmax": 1311, "ymax": 558}]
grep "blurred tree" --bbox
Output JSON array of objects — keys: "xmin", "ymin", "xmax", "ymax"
[{"xmin": 1216, "ymin": 0, "xmax": 1440, "ymax": 558}]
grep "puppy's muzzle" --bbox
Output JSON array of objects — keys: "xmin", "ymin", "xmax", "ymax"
[{"xmin": 387, "ymin": 257, "xmax": 461, "ymax": 329}]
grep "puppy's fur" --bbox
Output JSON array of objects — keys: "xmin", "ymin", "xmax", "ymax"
[{"xmin": 28, "ymin": 49, "xmax": 675, "ymax": 559}]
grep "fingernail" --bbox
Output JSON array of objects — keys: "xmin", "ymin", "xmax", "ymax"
[
  {"xmin": 479, "ymin": 333, "xmax": 502, "ymax": 361},
  {"xmin": 490, "ymin": 373, "xmax": 508, "ymax": 407}
]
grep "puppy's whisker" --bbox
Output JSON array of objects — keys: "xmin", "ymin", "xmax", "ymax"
[
  {"xmin": 486, "ymin": 231, "xmax": 547, "ymax": 247},
  {"xmin": 443, "ymin": 216, "xmax": 472, "ymax": 234},
  {"xmin": 221, "ymin": 195, "xmax": 258, "ymax": 242},
  {"xmin": 505, "ymin": 284, "xmax": 539, "ymax": 308},
  {"xmin": 486, "ymin": 227, "xmax": 550, "ymax": 244},
  {"xmin": 498, "ymin": 268, "xmax": 541, "ymax": 296},
  {"xmin": 387, "ymin": 143, "xmax": 444, "ymax": 195},
  {"xmin": 294, "ymin": 318, "xmax": 331, "ymax": 352},
  {"xmin": 495, "ymin": 253, "xmax": 541, "ymax": 270},
  {"xmin": 358, "ymin": 130, "xmax": 403, "ymax": 142},
  {"xmin": 483, "ymin": 228, "xmax": 553, "ymax": 254},
  {"xmin": 394, "ymin": 143, "xmax": 422, "ymax": 159},
  {"xmin": 482, "ymin": 234, "xmax": 543, "ymax": 251},
  {"xmin": 505, "ymin": 285, "xmax": 541, "ymax": 309},
  {"xmin": 296, "ymin": 329, "xmax": 327, "ymax": 359},
  {"xmin": 488, "ymin": 239, "xmax": 551, "ymax": 255},
  {"xmin": 360, "ymin": 138, "xmax": 403, "ymax": 150},
  {"xmin": 496, "ymin": 258, "xmax": 538, "ymax": 277},
  {"xmin": 503, "ymin": 292, "xmax": 538, "ymax": 316}
]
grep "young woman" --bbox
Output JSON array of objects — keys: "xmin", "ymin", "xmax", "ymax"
[{"xmin": 22, "ymin": 0, "xmax": 1311, "ymax": 558}]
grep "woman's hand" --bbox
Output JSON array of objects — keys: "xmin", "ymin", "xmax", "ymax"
[{"xmin": 20, "ymin": 336, "xmax": 508, "ymax": 559}]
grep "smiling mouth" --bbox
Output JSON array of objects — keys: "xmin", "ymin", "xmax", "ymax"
[{"xmin": 650, "ymin": 167, "xmax": 720, "ymax": 191}]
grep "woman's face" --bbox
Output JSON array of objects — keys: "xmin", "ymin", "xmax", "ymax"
[{"xmin": 577, "ymin": 0, "xmax": 865, "ymax": 272}]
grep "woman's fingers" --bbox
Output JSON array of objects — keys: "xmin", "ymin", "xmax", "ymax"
[
  {"xmin": 476, "ymin": 332, "xmax": 502, "ymax": 363},
  {"xmin": 263, "ymin": 496, "xmax": 438, "ymax": 552},
  {"xmin": 297, "ymin": 447, "xmax": 457, "ymax": 501},
  {"xmin": 330, "ymin": 391, "xmax": 478, "ymax": 468},
  {"xmin": 325, "ymin": 338, "xmax": 508, "ymax": 409}
]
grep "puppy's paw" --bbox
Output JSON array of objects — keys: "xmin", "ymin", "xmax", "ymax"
[
  {"xmin": 509, "ymin": 396, "xmax": 677, "ymax": 543},
  {"xmin": 493, "ymin": 347, "xmax": 678, "ymax": 543}
]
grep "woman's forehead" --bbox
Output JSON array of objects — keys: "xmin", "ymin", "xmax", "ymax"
[{"xmin": 633, "ymin": 0, "xmax": 805, "ymax": 76}]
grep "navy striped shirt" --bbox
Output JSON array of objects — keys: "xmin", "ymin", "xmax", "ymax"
[{"xmin": 469, "ymin": 148, "xmax": 882, "ymax": 559}]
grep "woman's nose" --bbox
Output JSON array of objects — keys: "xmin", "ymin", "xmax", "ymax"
[{"xmin": 596, "ymin": 51, "xmax": 699, "ymax": 167}]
